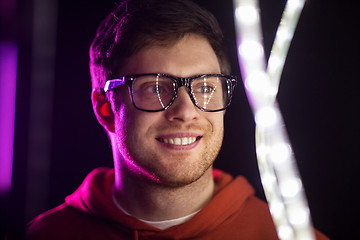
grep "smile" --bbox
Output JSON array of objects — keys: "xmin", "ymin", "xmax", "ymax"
[{"xmin": 157, "ymin": 136, "xmax": 200, "ymax": 146}]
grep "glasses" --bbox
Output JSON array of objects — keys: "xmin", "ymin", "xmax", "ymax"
[{"xmin": 104, "ymin": 73, "xmax": 237, "ymax": 112}]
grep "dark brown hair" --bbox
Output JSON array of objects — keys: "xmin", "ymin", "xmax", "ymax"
[{"xmin": 89, "ymin": 0, "xmax": 230, "ymax": 89}]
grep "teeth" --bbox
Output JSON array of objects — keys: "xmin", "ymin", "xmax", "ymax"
[{"xmin": 161, "ymin": 137, "xmax": 197, "ymax": 145}]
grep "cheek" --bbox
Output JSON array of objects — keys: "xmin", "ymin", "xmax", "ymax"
[
  {"xmin": 114, "ymin": 105, "xmax": 129, "ymax": 145},
  {"xmin": 209, "ymin": 113, "xmax": 224, "ymax": 134},
  {"xmin": 113, "ymin": 106, "xmax": 144, "ymax": 163},
  {"xmin": 113, "ymin": 104, "xmax": 157, "ymax": 149},
  {"xmin": 110, "ymin": 90, "xmax": 135, "ymax": 140}
]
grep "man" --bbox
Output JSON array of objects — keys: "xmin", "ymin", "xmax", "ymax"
[{"xmin": 26, "ymin": 0, "xmax": 328, "ymax": 239}]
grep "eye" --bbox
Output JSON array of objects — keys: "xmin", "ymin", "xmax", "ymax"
[
  {"xmin": 200, "ymin": 85, "xmax": 214, "ymax": 93},
  {"xmin": 141, "ymin": 82, "xmax": 173, "ymax": 95},
  {"xmin": 150, "ymin": 84, "xmax": 162, "ymax": 94},
  {"xmin": 193, "ymin": 84, "xmax": 215, "ymax": 94}
]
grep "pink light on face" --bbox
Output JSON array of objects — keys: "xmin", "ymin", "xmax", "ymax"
[
  {"xmin": 115, "ymin": 104, "xmax": 160, "ymax": 183},
  {"xmin": 0, "ymin": 42, "xmax": 17, "ymax": 194}
]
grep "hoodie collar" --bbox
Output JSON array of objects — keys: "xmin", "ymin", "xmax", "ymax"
[{"xmin": 66, "ymin": 167, "xmax": 255, "ymax": 239}]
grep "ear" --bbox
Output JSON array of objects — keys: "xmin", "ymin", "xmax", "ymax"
[{"xmin": 91, "ymin": 89, "xmax": 115, "ymax": 133}]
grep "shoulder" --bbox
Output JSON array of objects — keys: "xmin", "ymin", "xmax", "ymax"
[
  {"xmin": 209, "ymin": 171, "xmax": 279, "ymax": 238},
  {"xmin": 26, "ymin": 204, "xmax": 80, "ymax": 239},
  {"xmin": 26, "ymin": 203, "xmax": 108, "ymax": 240},
  {"xmin": 236, "ymin": 195, "xmax": 278, "ymax": 232}
]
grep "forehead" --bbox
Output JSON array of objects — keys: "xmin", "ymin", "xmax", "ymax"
[{"xmin": 118, "ymin": 34, "xmax": 221, "ymax": 77}]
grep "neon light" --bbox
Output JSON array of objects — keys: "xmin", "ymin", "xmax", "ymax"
[
  {"xmin": 233, "ymin": 0, "xmax": 315, "ymax": 239},
  {"xmin": 0, "ymin": 42, "xmax": 17, "ymax": 194}
]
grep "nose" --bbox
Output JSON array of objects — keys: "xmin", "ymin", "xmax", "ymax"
[{"xmin": 165, "ymin": 87, "xmax": 200, "ymax": 122}]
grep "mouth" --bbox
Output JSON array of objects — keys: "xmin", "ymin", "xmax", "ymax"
[{"xmin": 156, "ymin": 136, "xmax": 202, "ymax": 146}]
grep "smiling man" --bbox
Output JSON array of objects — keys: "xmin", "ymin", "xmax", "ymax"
[{"xmin": 26, "ymin": 0, "xmax": 328, "ymax": 239}]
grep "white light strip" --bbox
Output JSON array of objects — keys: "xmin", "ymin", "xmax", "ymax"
[
  {"xmin": 233, "ymin": 0, "xmax": 314, "ymax": 239},
  {"xmin": 267, "ymin": 0, "xmax": 306, "ymax": 92}
]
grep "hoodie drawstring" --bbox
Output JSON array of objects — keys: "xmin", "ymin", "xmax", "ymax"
[{"xmin": 132, "ymin": 229, "xmax": 139, "ymax": 240}]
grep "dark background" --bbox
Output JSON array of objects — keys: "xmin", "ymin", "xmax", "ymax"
[{"xmin": 2, "ymin": 0, "xmax": 359, "ymax": 239}]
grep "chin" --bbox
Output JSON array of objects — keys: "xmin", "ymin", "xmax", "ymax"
[{"xmin": 152, "ymin": 164, "xmax": 213, "ymax": 188}]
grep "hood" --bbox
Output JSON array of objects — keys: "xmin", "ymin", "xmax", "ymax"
[{"xmin": 65, "ymin": 167, "xmax": 255, "ymax": 239}]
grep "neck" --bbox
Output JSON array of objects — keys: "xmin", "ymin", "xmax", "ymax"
[{"xmin": 112, "ymin": 145, "xmax": 215, "ymax": 221}]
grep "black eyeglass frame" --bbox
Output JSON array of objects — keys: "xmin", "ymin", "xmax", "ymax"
[{"xmin": 104, "ymin": 73, "xmax": 237, "ymax": 112}]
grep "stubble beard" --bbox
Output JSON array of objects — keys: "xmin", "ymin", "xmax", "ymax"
[{"xmin": 118, "ymin": 125, "xmax": 224, "ymax": 188}]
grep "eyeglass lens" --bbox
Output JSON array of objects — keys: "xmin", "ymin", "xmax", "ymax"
[{"xmin": 131, "ymin": 75, "xmax": 231, "ymax": 111}]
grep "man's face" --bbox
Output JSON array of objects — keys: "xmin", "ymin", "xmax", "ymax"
[{"xmin": 110, "ymin": 34, "xmax": 225, "ymax": 187}]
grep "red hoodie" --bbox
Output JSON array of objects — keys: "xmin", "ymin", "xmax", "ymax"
[{"xmin": 26, "ymin": 168, "xmax": 328, "ymax": 239}]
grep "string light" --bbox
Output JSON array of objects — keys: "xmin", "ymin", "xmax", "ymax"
[
  {"xmin": 255, "ymin": 106, "xmax": 278, "ymax": 128},
  {"xmin": 235, "ymin": 6, "xmax": 259, "ymax": 25},
  {"xmin": 233, "ymin": 0, "xmax": 314, "ymax": 239},
  {"xmin": 239, "ymin": 40, "xmax": 264, "ymax": 59},
  {"xmin": 245, "ymin": 70, "xmax": 277, "ymax": 96}
]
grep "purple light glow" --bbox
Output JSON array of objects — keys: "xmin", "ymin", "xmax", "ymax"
[{"xmin": 0, "ymin": 42, "xmax": 17, "ymax": 194}]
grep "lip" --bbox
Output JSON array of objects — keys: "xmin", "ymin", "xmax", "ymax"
[{"xmin": 155, "ymin": 132, "xmax": 202, "ymax": 150}]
